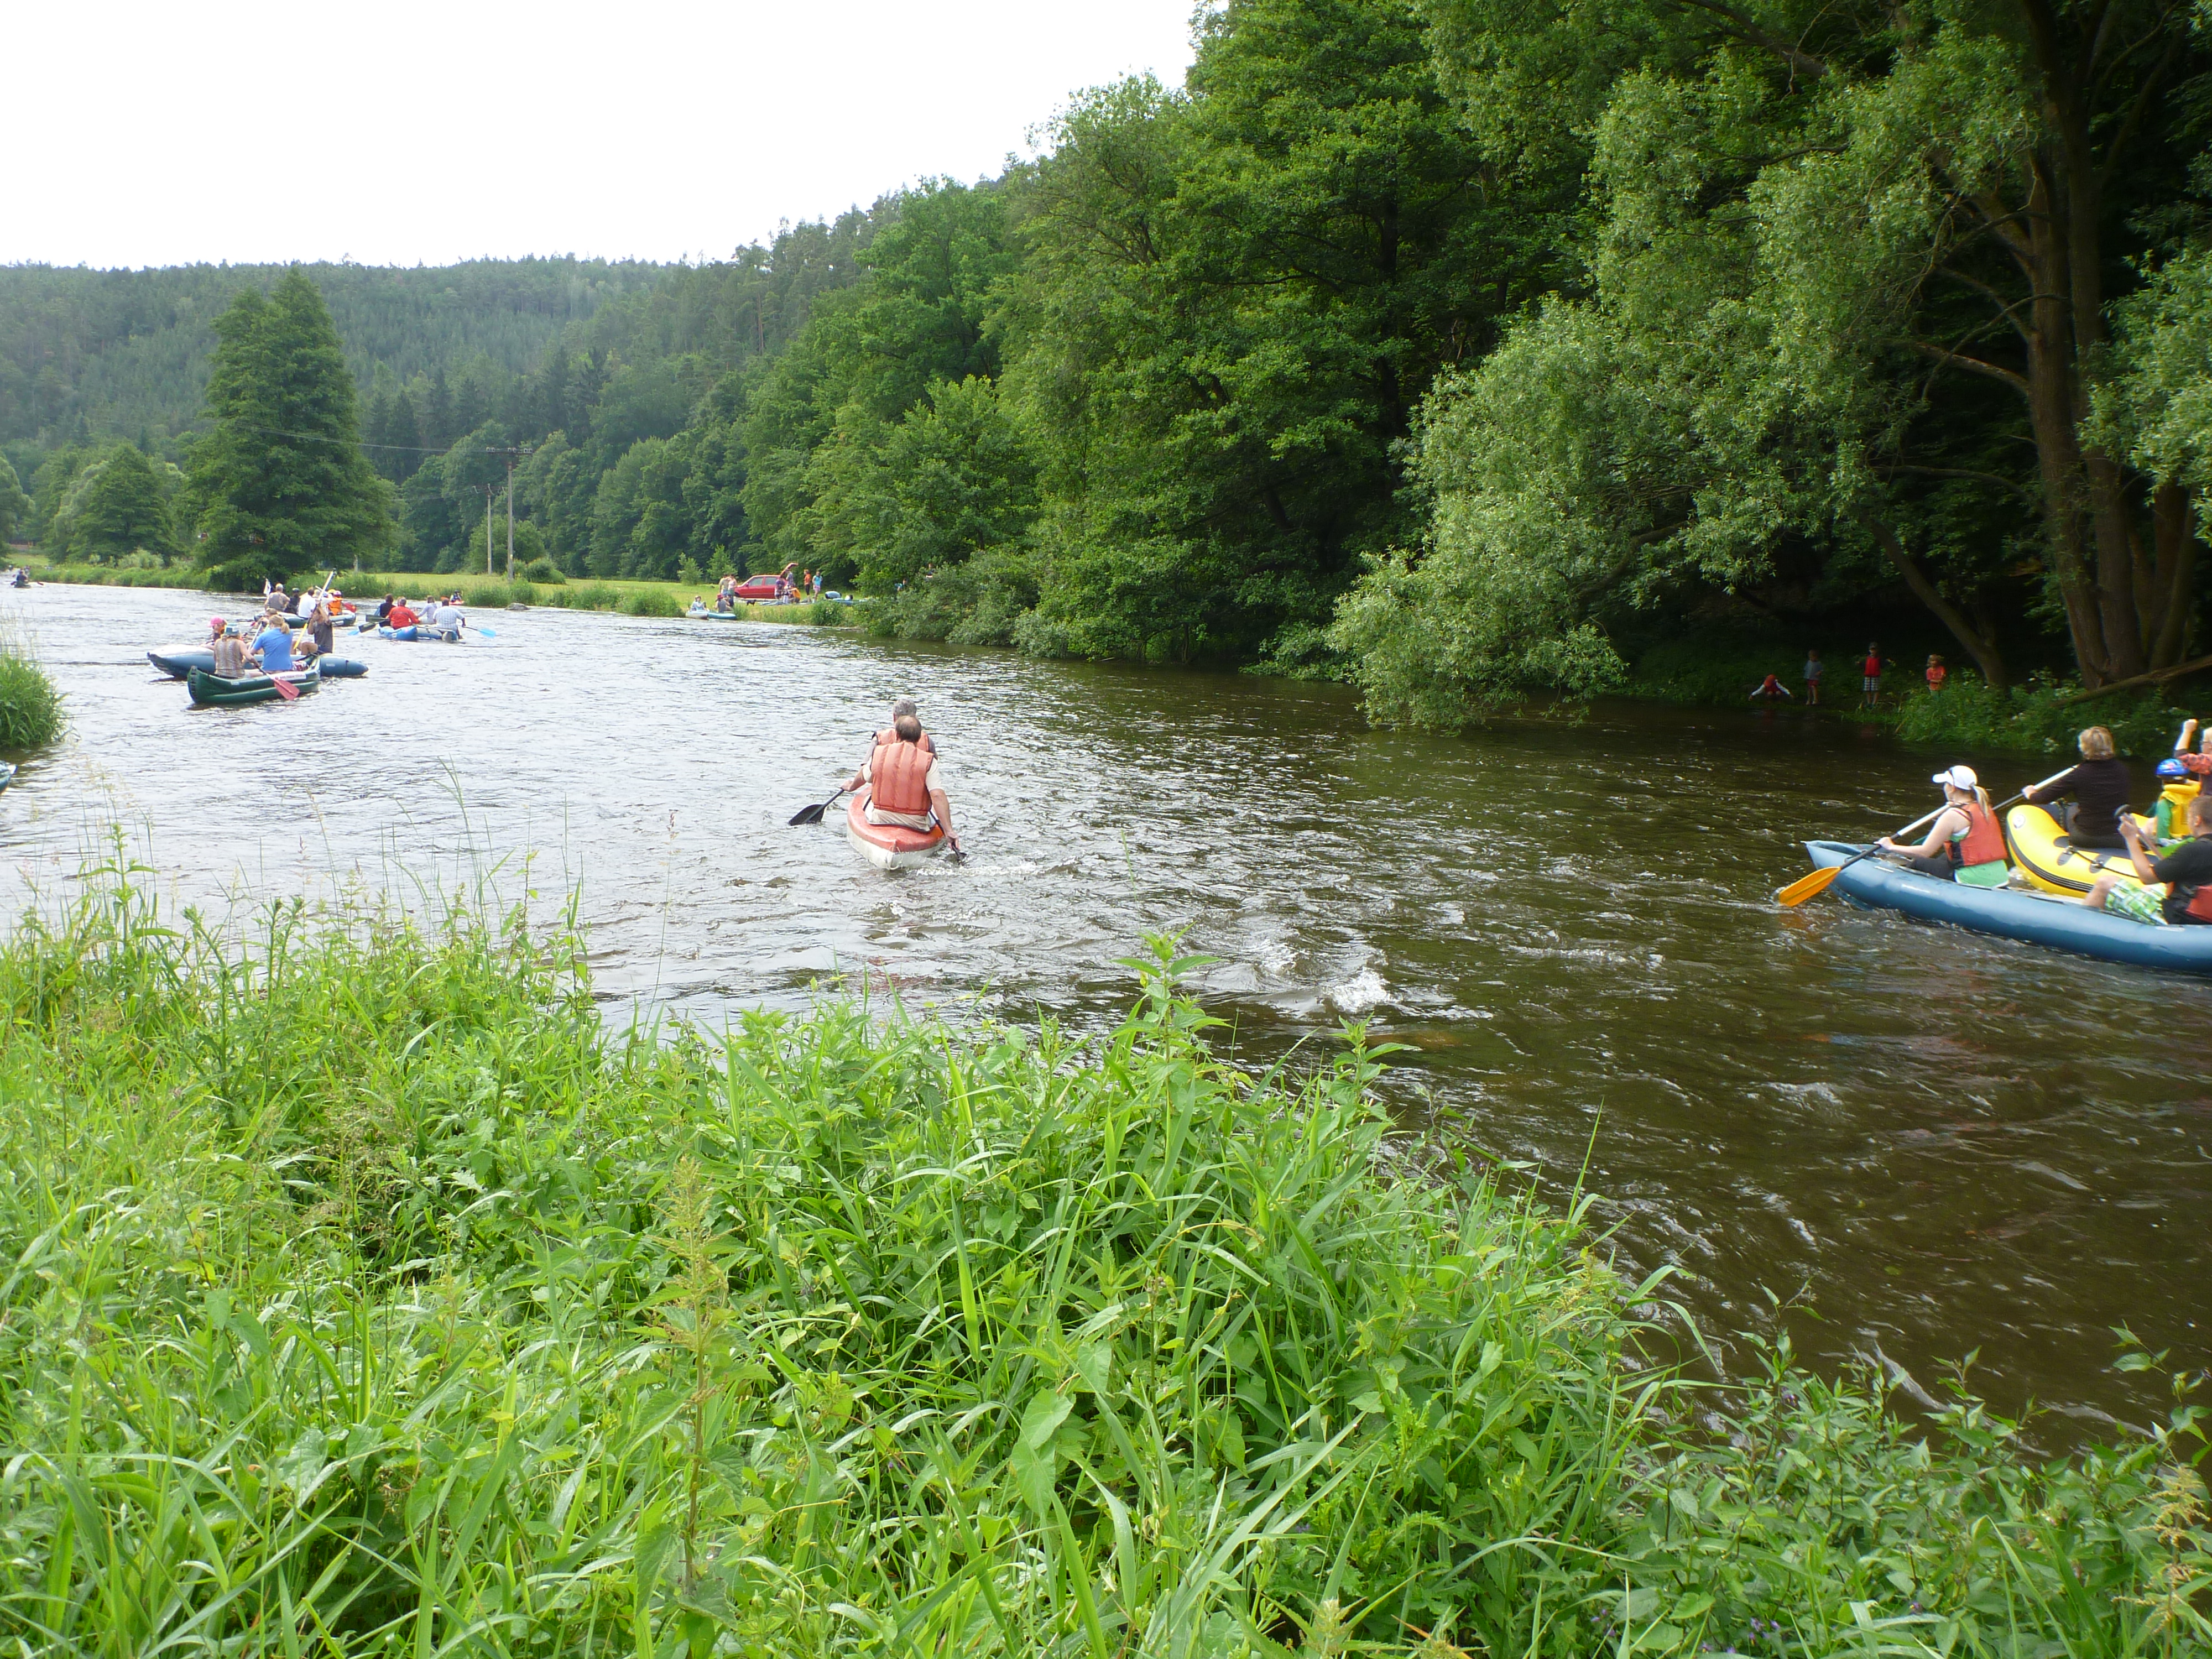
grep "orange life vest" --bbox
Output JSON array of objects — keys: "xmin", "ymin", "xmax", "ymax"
[
  {"xmin": 1949, "ymin": 801, "xmax": 2005, "ymax": 868},
  {"xmin": 874, "ymin": 727, "xmax": 935, "ymax": 757},
  {"xmin": 872, "ymin": 741, "xmax": 932, "ymax": 817}
]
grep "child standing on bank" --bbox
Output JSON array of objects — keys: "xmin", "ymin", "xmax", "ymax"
[
  {"xmin": 1803, "ymin": 648, "xmax": 1823, "ymax": 705},
  {"xmin": 1925, "ymin": 654, "xmax": 1948, "ymax": 692},
  {"xmin": 1859, "ymin": 643, "xmax": 1889, "ymax": 709}
]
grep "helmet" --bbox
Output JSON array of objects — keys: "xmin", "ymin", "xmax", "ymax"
[{"xmin": 2157, "ymin": 758, "xmax": 2189, "ymax": 781}]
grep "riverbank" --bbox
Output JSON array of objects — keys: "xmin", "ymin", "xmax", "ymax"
[
  {"xmin": 20, "ymin": 560, "xmax": 855, "ymax": 627},
  {"xmin": 0, "ymin": 870, "xmax": 2195, "ymax": 1654},
  {"xmin": 1625, "ymin": 628, "xmax": 2196, "ymax": 757}
]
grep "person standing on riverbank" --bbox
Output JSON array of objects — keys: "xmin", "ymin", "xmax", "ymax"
[
  {"xmin": 1925, "ymin": 654, "xmax": 1948, "ymax": 692},
  {"xmin": 1859, "ymin": 644, "xmax": 1888, "ymax": 709},
  {"xmin": 1803, "ymin": 649, "xmax": 1823, "ymax": 705}
]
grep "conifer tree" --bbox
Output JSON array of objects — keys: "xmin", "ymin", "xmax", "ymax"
[{"xmin": 185, "ymin": 270, "xmax": 389, "ymax": 587}]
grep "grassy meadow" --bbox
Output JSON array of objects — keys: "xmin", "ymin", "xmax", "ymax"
[{"xmin": 0, "ymin": 858, "xmax": 2204, "ymax": 1654}]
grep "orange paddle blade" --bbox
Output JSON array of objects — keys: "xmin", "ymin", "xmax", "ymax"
[
  {"xmin": 271, "ymin": 674, "xmax": 300, "ymax": 701},
  {"xmin": 1773, "ymin": 863, "xmax": 1844, "ymax": 907}
]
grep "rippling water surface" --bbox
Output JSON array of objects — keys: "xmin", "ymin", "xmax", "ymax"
[{"xmin": 14, "ymin": 582, "xmax": 2210, "ymax": 1437}]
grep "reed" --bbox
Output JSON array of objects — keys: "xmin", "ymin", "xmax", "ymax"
[
  {"xmin": 0, "ymin": 633, "xmax": 62, "ymax": 749},
  {"xmin": 0, "ymin": 863, "xmax": 2200, "ymax": 1655}
]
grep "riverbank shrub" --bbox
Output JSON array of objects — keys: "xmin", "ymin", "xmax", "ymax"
[
  {"xmin": 22, "ymin": 560, "xmax": 205, "ymax": 589},
  {"xmin": 0, "ymin": 637, "xmax": 61, "ymax": 749},
  {"xmin": 522, "ymin": 555, "xmax": 565, "ymax": 585},
  {"xmin": 1895, "ymin": 680, "xmax": 2187, "ymax": 758},
  {"xmin": 0, "ymin": 868, "xmax": 2202, "ymax": 1655},
  {"xmin": 620, "ymin": 585, "xmax": 682, "ymax": 617}
]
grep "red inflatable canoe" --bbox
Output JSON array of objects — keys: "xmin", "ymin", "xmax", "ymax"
[{"xmin": 846, "ymin": 792, "xmax": 946, "ymax": 870}]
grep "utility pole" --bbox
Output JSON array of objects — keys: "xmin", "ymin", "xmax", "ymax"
[
  {"xmin": 469, "ymin": 483, "xmax": 496, "ymax": 576},
  {"xmin": 484, "ymin": 445, "xmax": 531, "ymax": 581}
]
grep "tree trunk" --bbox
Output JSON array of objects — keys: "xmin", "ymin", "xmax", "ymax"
[{"xmin": 1864, "ymin": 514, "xmax": 2011, "ymax": 688}]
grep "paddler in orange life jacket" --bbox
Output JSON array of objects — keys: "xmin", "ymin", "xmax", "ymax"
[
  {"xmin": 1876, "ymin": 764, "xmax": 2010, "ymax": 886},
  {"xmin": 871, "ymin": 698, "xmax": 936, "ymax": 757},
  {"xmin": 844, "ymin": 714, "xmax": 961, "ymax": 855}
]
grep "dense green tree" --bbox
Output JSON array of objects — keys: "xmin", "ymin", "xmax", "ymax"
[
  {"xmin": 55, "ymin": 444, "xmax": 178, "ymax": 561},
  {"xmin": 1002, "ymin": 0, "xmax": 1558, "ymax": 661},
  {"xmin": 0, "ymin": 457, "xmax": 27, "ymax": 545},
  {"xmin": 186, "ymin": 272, "xmax": 391, "ymax": 586},
  {"xmin": 1337, "ymin": 0, "xmax": 2211, "ymax": 718}
]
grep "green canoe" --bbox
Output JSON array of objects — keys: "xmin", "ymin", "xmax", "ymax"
[{"xmin": 186, "ymin": 663, "xmax": 322, "ymax": 707}]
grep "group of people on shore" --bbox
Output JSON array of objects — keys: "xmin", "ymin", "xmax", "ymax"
[
  {"xmin": 696, "ymin": 566, "xmax": 827, "ymax": 612},
  {"xmin": 1874, "ymin": 722, "xmax": 2212, "ymax": 927},
  {"xmin": 1751, "ymin": 643, "xmax": 1949, "ymax": 709}
]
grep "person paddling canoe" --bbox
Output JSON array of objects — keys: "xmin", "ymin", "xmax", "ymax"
[
  {"xmin": 870, "ymin": 698, "xmax": 936, "ymax": 757},
  {"xmin": 844, "ymin": 716, "xmax": 961, "ymax": 855},
  {"xmin": 1876, "ymin": 764, "xmax": 2010, "ymax": 886}
]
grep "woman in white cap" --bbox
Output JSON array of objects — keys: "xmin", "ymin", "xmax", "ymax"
[{"xmin": 1876, "ymin": 765, "xmax": 2010, "ymax": 886}]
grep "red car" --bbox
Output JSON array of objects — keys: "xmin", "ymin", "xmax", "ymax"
[{"xmin": 733, "ymin": 571, "xmax": 790, "ymax": 602}]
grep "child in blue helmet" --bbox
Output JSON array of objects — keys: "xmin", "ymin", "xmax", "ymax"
[{"xmin": 2154, "ymin": 755, "xmax": 2202, "ymax": 846}]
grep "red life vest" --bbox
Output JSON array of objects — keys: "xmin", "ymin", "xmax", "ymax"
[
  {"xmin": 1863, "ymin": 654, "xmax": 1881, "ymax": 676},
  {"xmin": 1949, "ymin": 801, "xmax": 2005, "ymax": 868},
  {"xmin": 872, "ymin": 741, "xmax": 932, "ymax": 816},
  {"xmin": 874, "ymin": 727, "xmax": 935, "ymax": 757}
]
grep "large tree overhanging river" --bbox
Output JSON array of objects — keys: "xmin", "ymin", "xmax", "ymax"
[{"xmin": 16, "ymin": 583, "xmax": 2208, "ymax": 1438}]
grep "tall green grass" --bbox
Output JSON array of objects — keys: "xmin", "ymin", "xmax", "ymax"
[
  {"xmin": 0, "ymin": 634, "xmax": 62, "ymax": 749},
  {"xmin": 0, "ymin": 863, "xmax": 2203, "ymax": 1654}
]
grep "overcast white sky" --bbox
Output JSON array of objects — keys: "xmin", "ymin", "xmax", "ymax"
[{"xmin": 6, "ymin": 0, "xmax": 1201, "ymax": 270}]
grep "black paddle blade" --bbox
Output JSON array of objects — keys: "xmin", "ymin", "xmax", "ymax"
[{"xmin": 789, "ymin": 802, "xmax": 828, "ymax": 826}]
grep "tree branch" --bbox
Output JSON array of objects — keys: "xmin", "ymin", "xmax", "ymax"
[
  {"xmin": 1658, "ymin": 0, "xmax": 1830, "ymax": 79},
  {"xmin": 1905, "ymin": 339, "xmax": 2032, "ymax": 398}
]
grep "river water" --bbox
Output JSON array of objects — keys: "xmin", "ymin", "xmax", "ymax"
[{"xmin": 11, "ymin": 582, "xmax": 2208, "ymax": 1439}]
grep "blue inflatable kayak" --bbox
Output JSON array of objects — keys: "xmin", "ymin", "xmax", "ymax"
[
  {"xmin": 1803, "ymin": 839, "xmax": 2212, "ymax": 974},
  {"xmin": 151, "ymin": 649, "xmax": 366, "ymax": 679}
]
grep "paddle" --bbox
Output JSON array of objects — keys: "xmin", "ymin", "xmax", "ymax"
[
  {"xmin": 789, "ymin": 786, "xmax": 849, "ymax": 826},
  {"xmin": 1775, "ymin": 766, "xmax": 2073, "ymax": 906},
  {"xmin": 464, "ymin": 622, "xmax": 498, "ymax": 639},
  {"xmin": 270, "ymin": 671, "xmax": 300, "ymax": 702}
]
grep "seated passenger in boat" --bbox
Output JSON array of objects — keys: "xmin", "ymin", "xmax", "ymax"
[
  {"xmin": 210, "ymin": 627, "xmax": 251, "ymax": 677},
  {"xmin": 1877, "ymin": 765, "xmax": 2010, "ymax": 886},
  {"xmin": 2152, "ymin": 758, "xmax": 2201, "ymax": 846},
  {"xmin": 2022, "ymin": 726, "xmax": 2132, "ymax": 849},
  {"xmin": 388, "ymin": 599, "xmax": 419, "ymax": 629},
  {"xmin": 846, "ymin": 716, "xmax": 961, "ymax": 855},
  {"xmin": 2083, "ymin": 796, "xmax": 2212, "ymax": 924},
  {"xmin": 871, "ymin": 698, "xmax": 936, "ymax": 756},
  {"xmin": 252, "ymin": 615, "xmax": 295, "ymax": 674}
]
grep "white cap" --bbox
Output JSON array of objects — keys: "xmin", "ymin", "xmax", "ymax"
[{"xmin": 1932, "ymin": 765, "xmax": 1979, "ymax": 791}]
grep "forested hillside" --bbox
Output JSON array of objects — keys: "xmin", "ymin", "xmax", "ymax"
[
  {"xmin": 17, "ymin": 0, "xmax": 2212, "ymax": 709},
  {"xmin": 0, "ymin": 259, "xmax": 664, "ymax": 465}
]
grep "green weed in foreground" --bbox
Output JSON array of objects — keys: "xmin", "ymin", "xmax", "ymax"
[
  {"xmin": 0, "ymin": 643, "xmax": 61, "ymax": 750},
  {"xmin": 0, "ymin": 869, "xmax": 2204, "ymax": 1655}
]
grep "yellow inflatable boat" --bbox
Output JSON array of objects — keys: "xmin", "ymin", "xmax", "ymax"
[{"xmin": 2004, "ymin": 804, "xmax": 2151, "ymax": 896}]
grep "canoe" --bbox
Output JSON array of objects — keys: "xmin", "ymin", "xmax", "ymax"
[
  {"xmin": 379, "ymin": 625, "xmax": 418, "ymax": 641},
  {"xmin": 2004, "ymin": 803, "xmax": 2148, "ymax": 897},
  {"xmin": 0, "ymin": 763, "xmax": 18, "ymax": 792},
  {"xmin": 185, "ymin": 663, "xmax": 321, "ymax": 707},
  {"xmin": 687, "ymin": 608, "xmax": 742, "ymax": 620},
  {"xmin": 152, "ymin": 649, "xmax": 364, "ymax": 680},
  {"xmin": 1803, "ymin": 838, "xmax": 2212, "ymax": 973},
  {"xmin": 846, "ymin": 792, "xmax": 945, "ymax": 870},
  {"xmin": 149, "ymin": 649, "xmax": 215, "ymax": 678}
]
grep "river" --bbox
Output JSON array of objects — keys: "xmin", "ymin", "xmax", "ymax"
[{"xmin": 12, "ymin": 581, "xmax": 2208, "ymax": 1441}]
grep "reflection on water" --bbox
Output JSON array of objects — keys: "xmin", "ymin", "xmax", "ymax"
[{"xmin": 11, "ymin": 582, "xmax": 2209, "ymax": 1438}]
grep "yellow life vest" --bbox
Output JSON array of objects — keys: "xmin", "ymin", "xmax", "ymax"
[{"xmin": 2158, "ymin": 780, "xmax": 2201, "ymax": 841}]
